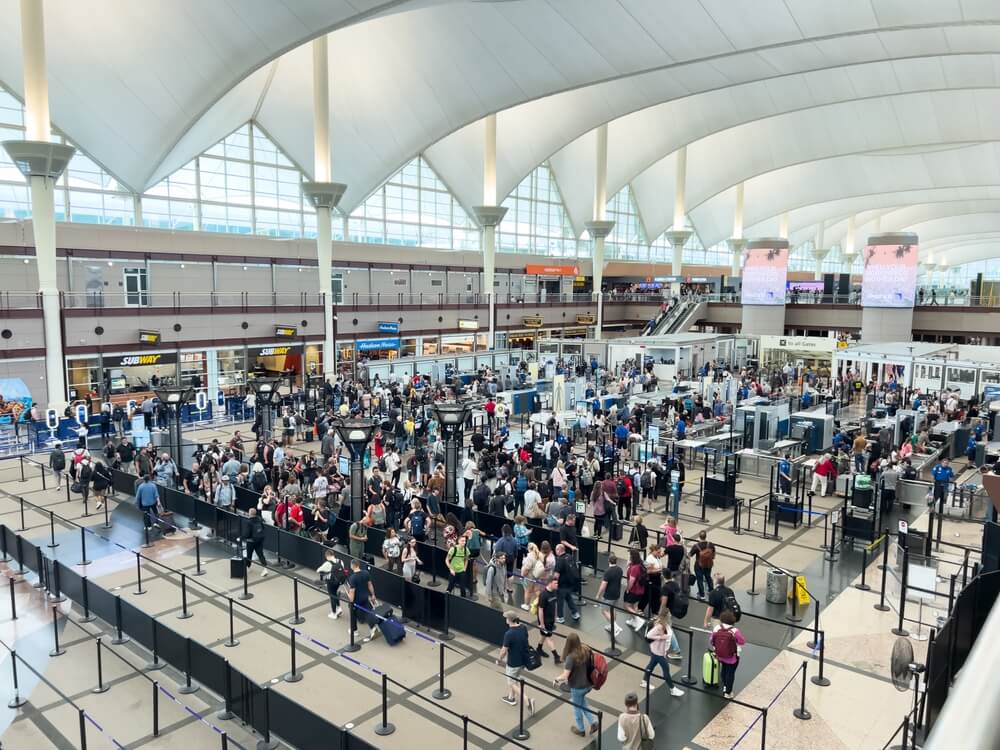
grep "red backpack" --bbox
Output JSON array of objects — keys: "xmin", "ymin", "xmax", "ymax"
[
  {"xmin": 713, "ymin": 627, "xmax": 738, "ymax": 660},
  {"xmin": 587, "ymin": 649, "xmax": 609, "ymax": 690}
]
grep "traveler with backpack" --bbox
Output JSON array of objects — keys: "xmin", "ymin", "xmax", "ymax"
[
  {"xmin": 640, "ymin": 464, "xmax": 656, "ymax": 512},
  {"xmin": 709, "ymin": 610, "xmax": 747, "ymax": 699},
  {"xmin": 318, "ymin": 548, "xmax": 349, "ymax": 618},
  {"xmin": 90, "ymin": 459, "xmax": 112, "ymax": 510},
  {"xmin": 553, "ymin": 633, "xmax": 599, "ymax": 737},
  {"xmin": 617, "ymin": 692, "xmax": 655, "ymax": 750},
  {"xmin": 241, "ymin": 508, "xmax": 268, "ymax": 577},
  {"xmin": 554, "ymin": 543, "xmax": 581, "ymax": 623},
  {"xmin": 404, "ymin": 499, "xmax": 427, "ymax": 543},
  {"xmin": 624, "ymin": 548, "xmax": 647, "ymax": 630},
  {"xmin": 347, "ymin": 558, "xmax": 380, "ymax": 643},
  {"xmin": 76, "ymin": 458, "xmax": 93, "ymax": 506},
  {"xmin": 48, "ymin": 441, "xmax": 66, "ymax": 488},
  {"xmin": 704, "ymin": 573, "xmax": 741, "ymax": 628},
  {"xmin": 446, "ymin": 535, "xmax": 472, "ymax": 597},
  {"xmin": 639, "ymin": 607, "xmax": 685, "ymax": 696},
  {"xmin": 690, "ymin": 531, "xmax": 716, "ymax": 599}
]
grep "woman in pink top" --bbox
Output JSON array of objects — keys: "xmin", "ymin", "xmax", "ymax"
[{"xmin": 709, "ymin": 610, "xmax": 747, "ymax": 699}]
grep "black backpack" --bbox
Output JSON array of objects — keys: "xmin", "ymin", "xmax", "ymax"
[
  {"xmin": 615, "ymin": 478, "xmax": 628, "ymax": 498},
  {"xmin": 720, "ymin": 587, "xmax": 742, "ymax": 622},
  {"xmin": 667, "ymin": 580, "xmax": 688, "ymax": 619}
]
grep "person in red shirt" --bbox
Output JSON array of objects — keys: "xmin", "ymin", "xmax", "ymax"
[
  {"xmin": 810, "ymin": 453, "xmax": 835, "ymax": 497},
  {"xmin": 286, "ymin": 499, "xmax": 304, "ymax": 533}
]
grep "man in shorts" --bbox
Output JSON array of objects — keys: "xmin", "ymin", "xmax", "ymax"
[
  {"xmin": 536, "ymin": 578, "xmax": 561, "ymax": 663},
  {"xmin": 497, "ymin": 611, "xmax": 535, "ymax": 715},
  {"xmin": 597, "ymin": 552, "xmax": 624, "ymax": 638}
]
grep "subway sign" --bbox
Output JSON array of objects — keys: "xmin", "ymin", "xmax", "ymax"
[
  {"xmin": 522, "ymin": 316, "xmax": 544, "ymax": 328},
  {"xmin": 274, "ymin": 326, "xmax": 298, "ymax": 338},
  {"xmin": 576, "ymin": 314, "xmax": 596, "ymax": 325},
  {"xmin": 257, "ymin": 347, "xmax": 292, "ymax": 357},
  {"xmin": 113, "ymin": 352, "xmax": 177, "ymax": 367},
  {"xmin": 138, "ymin": 329, "xmax": 161, "ymax": 345}
]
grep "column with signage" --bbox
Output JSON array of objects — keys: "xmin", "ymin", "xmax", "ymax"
[
  {"xmin": 740, "ymin": 238, "xmax": 789, "ymax": 336},
  {"xmin": 860, "ymin": 233, "xmax": 919, "ymax": 343},
  {"xmin": 474, "ymin": 113, "xmax": 507, "ymax": 351}
]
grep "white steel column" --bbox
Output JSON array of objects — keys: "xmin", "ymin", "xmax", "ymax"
[
  {"xmin": 6, "ymin": 0, "xmax": 73, "ymax": 408},
  {"xmin": 663, "ymin": 146, "xmax": 692, "ymax": 280},
  {"xmin": 842, "ymin": 215, "xmax": 857, "ymax": 273},
  {"xmin": 779, "ymin": 212, "xmax": 789, "ymax": 239},
  {"xmin": 472, "ymin": 114, "xmax": 507, "ymax": 351},
  {"xmin": 813, "ymin": 220, "xmax": 828, "ymax": 280},
  {"xmin": 585, "ymin": 125, "xmax": 614, "ymax": 340},
  {"xmin": 302, "ymin": 34, "xmax": 346, "ymax": 383},
  {"xmin": 726, "ymin": 183, "xmax": 746, "ymax": 280}
]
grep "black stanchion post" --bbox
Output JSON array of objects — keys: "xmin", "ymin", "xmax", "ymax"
[
  {"xmin": 283, "ymin": 629, "xmax": 303, "ymax": 683},
  {"xmin": 8, "ymin": 577, "xmax": 15, "ymax": 621},
  {"xmin": 514, "ymin": 678, "xmax": 530, "ymax": 740},
  {"xmin": 644, "ymin": 675, "xmax": 651, "ymax": 714},
  {"xmin": 82, "ymin": 490, "xmax": 89, "ymax": 518},
  {"xmin": 680, "ymin": 630, "xmax": 697, "ymax": 685},
  {"xmin": 811, "ymin": 628, "xmax": 830, "ymax": 687},
  {"xmin": 875, "ymin": 535, "xmax": 891, "ymax": 612},
  {"xmin": 152, "ymin": 680, "xmax": 159, "ymax": 736},
  {"xmin": 102, "ymin": 494, "xmax": 111, "ymax": 529},
  {"xmin": 342, "ymin": 605, "xmax": 361, "ymax": 653},
  {"xmin": 15, "ymin": 536, "xmax": 25, "ymax": 577},
  {"xmin": 79, "ymin": 527, "xmax": 90, "ymax": 566},
  {"xmin": 18, "ymin": 456, "xmax": 24, "ymax": 482},
  {"xmin": 47, "ymin": 510, "xmax": 58, "ymax": 548},
  {"xmin": 217, "ymin": 660, "xmax": 235, "ymax": 721},
  {"xmin": 143, "ymin": 523, "xmax": 152, "ymax": 549},
  {"xmin": 193, "ymin": 535, "xmax": 205, "ymax": 576},
  {"xmin": 597, "ymin": 710, "xmax": 604, "ymax": 749},
  {"xmin": 855, "ymin": 546, "xmax": 871, "ymax": 591},
  {"xmin": 18, "ymin": 497, "xmax": 26, "ymax": 532},
  {"xmin": 7, "ymin": 650, "xmax": 25, "ymax": 708},
  {"xmin": 78, "ymin": 708, "xmax": 87, "ymax": 750},
  {"xmin": 793, "ymin": 660, "xmax": 811, "ymax": 720},
  {"xmin": 760, "ymin": 706, "xmax": 767, "ymax": 750},
  {"xmin": 733, "ymin": 499, "xmax": 740, "ymax": 534},
  {"xmin": 606, "ymin": 606, "xmax": 621, "ymax": 657},
  {"xmin": 440, "ymin": 591, "xmax": 454, "ymax": 641},
  {"xmin": 427, "ymin": 525, "xmax": 441, "ymax": 587},
  {"xmin": 289, "ymin": 578, "xmax": 303, "ymax": 625},
  {"xmin": 49, "ymin": 561, "xmax": 65, "ymax": 604},
  {"xmin": 79, "ymin": 577, "xmax": 95, "ymax": 624},
  {"xmin": 145, "ymin": 620, "xmax": 163, "ymax": 671},
  {"xmin": 134, "ymin": 552, "xmax": 146, "ymax": 595},
  {"xmin": 432, "ymin": 642, "xmax": 451, "ymax": 700},
  {"xmin": 49, "ymin": 605, "xmax": 66, "ymax": 657},
  {"xmin": 238, "ymin": 563, "xmax": 253, "ymax": 601},
  {"xmin": 0, "ymin": 528, "xmax": 8, "ymax": 563},
  {"xmin": 225, "ymin": 598, "xmax": 239, "ymax": 647},
  {"xmin": 374, "ymin": 674, "xmax": 396, "ymax": 736},
  {"xmin": 92, "ymin": 637, "xmax": 109, "ymax": 693},
  {"xmin": 821, "ymin": 511, "xmax": 829, "ymax": 550},
  {"xmin": 221, "ymin": 732, "xmax": 228, "ymax": 750},
  {"xmin": 178, "ymin": 573, "xmax": 192, "ymax": 619},
  {"xmin": 746, "ymin": 553, "xmax": 760, "ymax": 596},
  {"xmin": 807, "ymin": 600, "xmax": 821, "ymax": 649},
  {"xmin": 178, "ymin": 637, "xmax": 199, "ymax": 694},
  {"xmin": 32, "ymin": 547, "xmax": 45, "ymax": 590},
  {"xmin": 892, "ymin": 546, "xmax": 910, "ymax": 637},
  {"xmin": 786, "ymin": 576, "xmax": 802, "ymax": 623}
]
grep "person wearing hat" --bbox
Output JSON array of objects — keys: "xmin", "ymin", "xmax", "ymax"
[
  {"xmin": 497, "ymin": 611, "xmax": 535, "ymax": 714},
  {"xmin": 48, "ymin": 441, "xmax": 66, "ymax": 488}
]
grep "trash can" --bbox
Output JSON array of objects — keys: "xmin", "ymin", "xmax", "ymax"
[{"xmin": 766, "ymin": 569, "xmax": 788, "ymax": 604}]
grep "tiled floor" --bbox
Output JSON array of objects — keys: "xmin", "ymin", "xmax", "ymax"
[{"xmin": 0, "ymin": 415, "xmax": 982, "ymax": 749}]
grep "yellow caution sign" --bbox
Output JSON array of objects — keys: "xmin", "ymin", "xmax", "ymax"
[{"xmin": 787, "ymin": 575, "xmax": 811, "ymax": 607}]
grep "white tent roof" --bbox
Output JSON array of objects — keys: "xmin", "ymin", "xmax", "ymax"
[{"xmin": 4, "ymin": 0, "xmax": 1000, "ymax": 260}]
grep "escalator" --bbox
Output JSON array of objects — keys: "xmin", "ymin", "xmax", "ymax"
[{"xmin": 643, "ymin": 299, "xmax": 707, "ymax": 335}]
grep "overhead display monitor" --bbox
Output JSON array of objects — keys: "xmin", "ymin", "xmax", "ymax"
[
  {"xmin": 740, "ymin": 239, "xmax": 789, "ymax": 306},
  {"xmin": 861, "ymin": 233, "xmax": 919, "ymax": 308}
]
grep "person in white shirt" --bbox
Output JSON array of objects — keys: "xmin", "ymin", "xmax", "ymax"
[
  {"xmin": 461, "ymin": 451, "xmax": 479, "ymax": 505},
  {"xmin": 384, "ymin": 449, "xmax": 401, "ymax": 487},
  {"xmin": 523, "ymin": 484, "xmax": 543, "ymax": 520}
]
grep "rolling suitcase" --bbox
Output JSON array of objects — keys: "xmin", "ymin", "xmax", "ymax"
[
  {"xmin": 702, "ymin": 651, "xmax": 720, "ymax": 686},
  {"xmin": 230, "ymin": 556, "xmax": 247, "ymax": 579},
  {"xmin": 376, "ymin": 604, "xmax": 406, "ymax": 646}
]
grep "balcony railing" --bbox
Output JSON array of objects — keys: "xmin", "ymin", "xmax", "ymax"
[
  {"xmin": 61, "ymin": 291, "xmax": 326, "ymax": 311},
  {"xmin": 0, "ymin": 292, "xmax": 42, "ymax": 310}
]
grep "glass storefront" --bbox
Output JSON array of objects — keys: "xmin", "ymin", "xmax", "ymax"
[
  {"xmin": 440, "ymin": 334, "xmax": 475, "ymax": 354},
  {"xmin": 66, "ymin": 357, "xmax": 99, "ymax": 400},
  {"xmin": 216, "ymin": 349, "xmax": 246, "ymax": 391},
  {"xmin": 180, "ymin": 351, "xmax": 207, "ymax": 388}
]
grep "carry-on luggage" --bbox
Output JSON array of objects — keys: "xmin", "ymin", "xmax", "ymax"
[
  {"xmin": 230, "ymin": 556, "xmax": 247, "ymax": 579},
  {"xmin": 375, "ymin": 604, "xmax": 406, "ymax": 645},
  {"xmin": 702, "ymin": 651, "xmax": 720, "ymax": 686}
]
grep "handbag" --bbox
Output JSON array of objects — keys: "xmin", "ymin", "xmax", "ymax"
[
  {"xmin": 638, "ymin": 714, "xmax": 654, "ymax": 750},
  {"xmin": 70, "ymin": 481, "xmax": 82, "ymax": 494}
]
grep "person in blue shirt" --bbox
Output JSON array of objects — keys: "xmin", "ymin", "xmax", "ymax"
[
  {"xmin": 967, "ymin": 435, "xmax": 978, "ymax": 463},
  {"xmin": 615, "ymin": 422, "xmax": 630, "ymax": 450},
  {"xmin": 675, "ymin": 417, "xmax": 687, "ymax": 439},
  {"xmin": 777, "ymin": 454, "xmax": 792, "ymax": 496},
  {"xmin": 975, "ymin": 422, "xmax": 984, "ymax": 440},
  {"xmin": 135, "ymin": 474, "xmax": 160, "ymax": 530},
  {"xmin": 931, "ymin": 458, "xmax": 954, "ymax": 506},
  {"xmin": 912, "ymin": 394, "xmax": 922, "ymax": 410},
  {"xmin": 800, "ymin": 390, "xmax": 813, "ymax": 409},
  {"xmin": 832, "ymin": 430, "xmax": 844, "ymax": 452}
]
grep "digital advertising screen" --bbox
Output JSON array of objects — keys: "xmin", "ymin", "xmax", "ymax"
[
  {"xmin": 861, "ymin": 241, "xmax": 919, "ymax": 307},
  {"xmin": 741, "ymin": 245, "xmax": 788, "ymax": 305}
]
